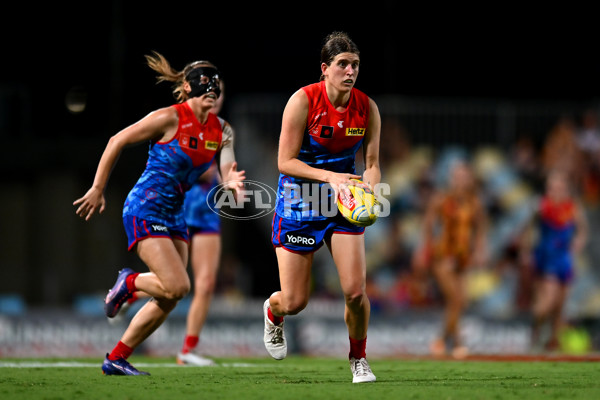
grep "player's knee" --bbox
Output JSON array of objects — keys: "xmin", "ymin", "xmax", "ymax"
[
  {"xmin": 194, "ymin": 277, "xmax": 216, "ymax": 296},
  {"xmin": 283, "ymin": 303, "xmax": 307, "ymax": 315},
  {"xmin": 344, "ymin": 290, "xmax": 367, "ymax": 309},
  {"xmin": 532, "ymin": 301, "xmax": 550, "ymax": 319},
  {"xmin": 280, "ymin": 296, "xmax": 308, "ymax": 315},
  {"xmin": 164, "ymin": 281, "xmax": 191, "ymax": 301},
  {"xmin": 153, "ymin": 297, "xmax": 179, "ymax": 313}
]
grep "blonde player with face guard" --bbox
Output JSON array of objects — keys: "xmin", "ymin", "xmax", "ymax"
[{"xmin": 74, "ymin": 52, "xmax": 245, "ymax": 375}]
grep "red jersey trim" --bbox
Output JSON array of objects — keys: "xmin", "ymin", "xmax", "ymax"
[{"xmin": 302, "ymin": 81, "xmax": 370, "ymax": 123}]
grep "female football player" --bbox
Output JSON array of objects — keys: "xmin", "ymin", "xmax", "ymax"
[
  {"xmin": 263, "ymin": 32, "xmax": 381, "ymax": 383},
  {"xmin": 528, "ymin": 169, "xmax": 587, "ymax": 351},
  {"xmin": 420, "ymin": 160, "xmax": 488, "ymax": 359},
  {"xmin": 74, "ymin": 52, "xmax": 245, "ymax": 375},
  {"xmin": 109, "ymin": 79, "xmax": 231, "ymax": 366}
]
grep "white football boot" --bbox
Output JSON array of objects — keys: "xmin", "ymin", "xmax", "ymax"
[
  {"xmin": 350, "ymin": 357, "xmax": 376, "ymax": 383},
  {"xmin": 263, "ymin": 299, "xmax": 287, "ymax": 360},
  {"xmin": 176, "ymin": 352, "xmax": 216, "ymax": 366}
]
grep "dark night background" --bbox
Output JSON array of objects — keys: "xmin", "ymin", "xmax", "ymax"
[{"xmin": 4, "ymin": 2, "xmax": 599, "ymax": 141}]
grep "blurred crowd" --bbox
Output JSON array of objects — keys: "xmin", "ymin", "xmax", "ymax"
[{"xmin": 305, "ymin": 109, "xmax": 600, "ymax": 324}]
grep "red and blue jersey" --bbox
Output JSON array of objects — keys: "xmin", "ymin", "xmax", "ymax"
[
  {"xmin": 275, "ymin": 81, "xmax": 370, "ymax": 221},
  {"xmin": 537, "ymin": 197, "xmax": 576, "ymax": 250},
  {"xmin": 123, "ymin": 102, "xmax": 224, "ymax": 227},
  {"xmin": 534, "ymin": 196, "xmax": 577, "ymax": 283}
]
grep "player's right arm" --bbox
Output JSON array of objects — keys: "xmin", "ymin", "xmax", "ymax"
[{"xmin": 73, "ymin": 107, "xmax": 178, "ymax": 220}]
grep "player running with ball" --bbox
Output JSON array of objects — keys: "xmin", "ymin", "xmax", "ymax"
[{"xmin": 264, "ymin": 32, "xmax": 381, "ymax": 383}]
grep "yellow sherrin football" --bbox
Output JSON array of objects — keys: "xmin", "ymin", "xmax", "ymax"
[{"xmin": 337, "ymin": 179, "xmax": 380, "ymax": 227}]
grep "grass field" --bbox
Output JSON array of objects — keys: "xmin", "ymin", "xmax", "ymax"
[{"xmin": 1, "ymin": 356, "xmax": 599, "ymax": 400}]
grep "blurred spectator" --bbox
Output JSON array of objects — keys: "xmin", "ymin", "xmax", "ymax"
[
  {"xmin": 510, "ymin": 135, "xmax": 542, "ymax": 190},
  {"xmin": 376, "ymin": 117, "xmax": 414, "ymax": 210},
  {"xmin": 576, "ymin": 109, "xmax": 600, "ymax": 206},
  {"xmin": 576, "ymin": 109, "xmax": 600, "ymax": 157},
  {"xmin": 540, "ymin": 117, "xmax": 585, "ymax": 192},
  {"xmin": 380, "ymin": 117, "xmax": 412, "ymax": 168}
]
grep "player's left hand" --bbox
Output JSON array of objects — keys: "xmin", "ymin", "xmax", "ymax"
[
  {"xmin": 73, "ymin": 187, "xmax": 106, "ymax": 221},
  {"xmin": 326, "ymin": 172, "xmax": 362, "ymax": 203},
  {"xmin": 353, "ymin": 179, "xmax": 373, "ymax": 191},
  {"xmin": 223, "ymin": 162, "xmax": 246, "ymax": 193}
]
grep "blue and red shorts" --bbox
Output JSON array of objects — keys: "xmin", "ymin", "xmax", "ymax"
[
  {"xmin": 188, "ymin": 224, "xmax": 220, "ymax": 236},
  {"xmin": 123, "ymin": 215, "xmax": 189, "ymax": 251},
  {"xmin": 186, "ymin": 207, "xmax": 221, "ymax": 236},
  {"xmin": 271, "ymin": 212, "xmax": 364, "ymax": 253},
  {"xmin": 534, "ymin": 248, "xmax": 574, "ymax": 284}
]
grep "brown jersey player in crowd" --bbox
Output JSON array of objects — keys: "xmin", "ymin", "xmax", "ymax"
[{"xmin": 416, "ymin": 160, "xmax": 488, "ymax": 359}]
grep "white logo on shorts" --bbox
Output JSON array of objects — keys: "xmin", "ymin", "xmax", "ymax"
[
  {"xmin": 151, "ymin": 224, "xmax": 168, "ymax": 233},
  {"xmin": 285, "ymin": 233, "xmax": 316, "ymax": 246}
]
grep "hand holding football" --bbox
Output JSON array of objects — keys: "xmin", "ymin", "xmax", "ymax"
[{"xmin": 337, "ymin": 179, "xmax": 380, "ymax": 227}]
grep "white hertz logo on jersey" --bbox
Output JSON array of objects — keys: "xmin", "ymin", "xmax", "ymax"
[{"xmin": 345, "ymin": 128, "xmax": 365, "ymax": 136}]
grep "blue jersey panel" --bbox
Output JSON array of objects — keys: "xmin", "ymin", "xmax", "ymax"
[
  {"xmin": 123, "ymin": 140, "xmax": 213, "ymax": 226},
  {"xmin": 184, "ymin": 177, "xmax": 221, "ymax": 232}
]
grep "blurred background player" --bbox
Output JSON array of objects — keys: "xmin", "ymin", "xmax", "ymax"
[
  {"xmin": 415, "ymin": 160, "xmax": 488, "ymax": 359},
  {"xmin": 74, "ymin": 52, "xmax": 245, "ymax": 375},
  {"xmin": 177, "ymin": 79, "xmax": 228, "ymax": 366},
  {"xmin": 264, "ymin": 32, "xmax": 381, "ymax": 383},
  {"xmin": 525, "ymin": 169, "xmax": 588, "ymax": 352}
]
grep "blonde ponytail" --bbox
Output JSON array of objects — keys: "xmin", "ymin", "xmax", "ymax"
[
  {"xmin": 145, "ymin": 51, "xmax": 187, "ymax": 102},
  {"xmin": 145, "ymin": 51, "xmax": 219, "ymax": 103}
]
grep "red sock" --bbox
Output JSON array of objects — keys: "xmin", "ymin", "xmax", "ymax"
[
  {"xmin": 268, "ymin": 307, "xmax": 284, "ymax": 325},
  {"xmin": 349, "ymin": 336, "xmax": 367, "ymax": 359},
  {"xmin": 126, "ymin": 291, "xmax": 139, "ymax": 304},
  {"xmin": 181, "ymin": 335, "xmax": 199, "ymax": 354},
  {"xmin": 126, "ymin": 273, "xmax": 139, "ymax": 292},
  {"xmin": 108, "ymin": 341, "xmax": 134, "ymax": 361}
]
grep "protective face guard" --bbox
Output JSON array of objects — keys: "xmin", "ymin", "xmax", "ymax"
[{"xmin": 185, "ymin": 66, "xmax": 221, "ymax": 99}]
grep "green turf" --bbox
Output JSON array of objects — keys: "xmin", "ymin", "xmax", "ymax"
[{"xmin": 1, "ymin": 357, "xmax": 599, "ymax": 400}]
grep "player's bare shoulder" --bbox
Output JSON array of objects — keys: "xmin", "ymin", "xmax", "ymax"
[
  {"xmin": 148, "ymin": 106, "xmax": 179, "ymax": 126},
  {"xmin": 283, "ymin": 88, "xmax": 309, "ymax": 123},
  {"xmin": 368, "ymin": 97, "xmax": 380, "ymax": 113},
  {"xmin": 142, "ymin": 106, "xmax": 180, "ymax": 141},
  {"xmin": 287, "ymin": 88, "xmax": 309, "ymax": 108}
]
